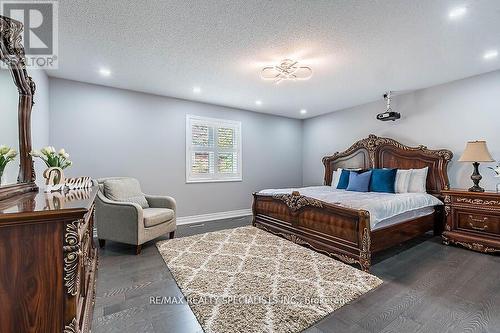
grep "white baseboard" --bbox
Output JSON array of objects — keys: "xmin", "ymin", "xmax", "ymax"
[{"xmin": 177, "ymin": 209, "xmax": 252, "ymax": 225}]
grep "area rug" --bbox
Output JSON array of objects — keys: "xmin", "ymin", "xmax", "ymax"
[{"xmin": 156, "ymin": 226, "xmax": 382, "ymax": 333}]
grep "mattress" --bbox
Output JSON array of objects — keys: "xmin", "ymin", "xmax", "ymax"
[
  {"xmin": 258, "ymin": 186, "xmax": 443, "ymax": 229},
  {"xmin": 371, "ymin": 206, "xmax": 435, "ymax": 230}
]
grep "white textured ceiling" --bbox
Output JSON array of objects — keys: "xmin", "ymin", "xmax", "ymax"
[{"xmin": 50, "ymin": 0, "xmax": 500, "ymax": 118}]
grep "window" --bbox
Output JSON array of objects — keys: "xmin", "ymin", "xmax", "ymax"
[{"xmin": 186, "ymin": 115, "xmax": 242, "ymax": 182}]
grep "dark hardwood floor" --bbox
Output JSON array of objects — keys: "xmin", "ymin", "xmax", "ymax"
[{"xmin": 92, "ymin": 216, "xmax": 500, "ymax": 333}]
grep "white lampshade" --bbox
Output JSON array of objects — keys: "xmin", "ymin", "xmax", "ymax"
[{"xmin": 458, "ymin": 141, "xmax": 494, "ymax": 162}]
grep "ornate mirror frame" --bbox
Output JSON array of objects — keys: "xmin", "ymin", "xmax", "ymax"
[{"xmin": 0, "ymin": 15, "xmax": 38, "ymax": 201}]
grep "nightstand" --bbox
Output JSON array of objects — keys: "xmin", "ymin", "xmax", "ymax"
[{"xmin": 442, "ymin": 189, "xmax": 500, "ymax": 253}]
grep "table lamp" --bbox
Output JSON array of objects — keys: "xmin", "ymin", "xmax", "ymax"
[{"xmin": 458, "ymin": 140, "xmax": 494, "ymax": 192}]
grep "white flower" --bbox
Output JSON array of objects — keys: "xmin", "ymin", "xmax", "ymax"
[
  {"xmin": 0, "ymin": 145, "xmax": 10, "ymax": 155},
  {"xmin": 5, "ymin": 149, "xmax": 17, "ymax": 159},
  {"xmin": 58, "ymin": 148, "xmax": 66, "ymax": 156},
  {"xmin": 30, "ymin": 150, "xmax": 41, "ymax": 157},
  {"xmin": 49, "ymin": 146, "xmax": 56, "ymax": 153},
  {"xmin": 40, "ymin": 146, "xmax": 51, "ymax": 155},
  {"xmin": 63, "ymin": 153, "xmax": 70, "ymax": 159}
]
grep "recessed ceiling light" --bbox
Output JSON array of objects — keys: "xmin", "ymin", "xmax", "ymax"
[
  {"xmin": 300, "ymin": 109, "xmax": 307, "ymax": 115},
  {"xmin": 255, "ymin": 100, "xmax": 262, "ymax": 106},
  {"xmin": 483, "ymin": 50, "xmax": 498, "ymax": 60},
  {"xmin": 448, "ymin": 6, "xmax": 467, "ymax": 19},
  {"xmin": 193, "ymin": 86, "xmax": 201, "ymax": 93},
  {"xmin": 99, "ymin": 68, "xmax": 111, "ymax": 76}
]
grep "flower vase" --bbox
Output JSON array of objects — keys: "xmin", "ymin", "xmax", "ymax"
[{"xmin": 43, "ymin": 167, "xmax": 65, "ymax": 192}]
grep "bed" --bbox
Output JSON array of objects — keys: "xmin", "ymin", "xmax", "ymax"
[{"xmin": 252, "ymin": 134, "xmax": 453, "ymax": 271}]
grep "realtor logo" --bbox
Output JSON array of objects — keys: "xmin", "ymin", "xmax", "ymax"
[{"xmin": 1, "ymin": 0, "xmax": 58, "ymax": 69}]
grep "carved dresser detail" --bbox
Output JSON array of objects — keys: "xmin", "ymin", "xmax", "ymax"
[
  {"xmin": 442, "ymin": 189, "xmax": 500, "ymax": 253},
  {"xmin": 0, "ymin": 186, "xmax": 99, "ymax": 333}
]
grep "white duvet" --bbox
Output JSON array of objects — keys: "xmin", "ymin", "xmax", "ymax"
[{"xmin": 258, "ymin": 186, "xmax": 443, "ymax": 229}]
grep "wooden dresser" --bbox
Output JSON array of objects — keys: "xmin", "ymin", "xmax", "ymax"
[
  {"xmin": 0, "ymin": 187, "xmax": 99, "ymax": 333},
  {"xmin": 442, "ymin": 189, "xmax": 500, "ymax": 253}
]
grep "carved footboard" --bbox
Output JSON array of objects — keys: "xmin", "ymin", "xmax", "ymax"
[{"xmin": 252, "ymin": 192, "xmax": 372, "ymax": 271}]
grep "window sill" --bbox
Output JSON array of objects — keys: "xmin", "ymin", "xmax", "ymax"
[{"xmin": 186, "ymin": 178, "xmax": 243, "ymax": 184}]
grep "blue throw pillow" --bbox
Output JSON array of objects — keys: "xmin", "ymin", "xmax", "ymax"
[
  {"xmin": 336, "ymin": 169, "xmax": 351, "ymax": 189},
  {"xmin": 370, "ymin": 168, "xmax": 397, "ymax": 193},
  {"xmin": 346, "ymin": 170, "xmax": 372, "ymax": 192}
]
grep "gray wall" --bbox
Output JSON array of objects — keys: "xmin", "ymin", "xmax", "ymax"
[
  {"xmin": 303, "ymin": 70, "xmax": 500, "ymax": 191},
  {"xmin": 49, "ymin": 78, "xmax": 302, "ymax": 217}
]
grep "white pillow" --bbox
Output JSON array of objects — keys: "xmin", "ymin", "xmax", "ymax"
[
  {"xmin": 407, "ymin": 167, "xmax": 429, "ymax": 193},
  {"xmin": 331, "ymin": 171, "xmax": 337, "ymax": 187},
  {"xmin": 331, "ymin": 168, "xmax": 342, "ymax": 187},
  {"xmin": 395, "ymin": 169, "xmax": 412, "ymax": 193}
]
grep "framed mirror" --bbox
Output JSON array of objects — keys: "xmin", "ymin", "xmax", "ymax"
[{"xmin": 0, "ymin": 15, "xmax": 38, "ymax": 201}]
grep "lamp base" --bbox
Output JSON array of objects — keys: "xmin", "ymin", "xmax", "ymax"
[
  {"xmin": 468, "ymin": 185, "xmax": 485, "ymax": 192},
  {"xmin": 468, "ymin": 162, "xmax": 484, "ymax": 192}
]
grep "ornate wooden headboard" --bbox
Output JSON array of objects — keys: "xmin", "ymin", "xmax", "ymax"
[{"xmin": 322, "ymin": 134, "xmax": 453, "ymax": 195}]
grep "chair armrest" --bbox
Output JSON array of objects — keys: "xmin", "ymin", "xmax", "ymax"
[
  {"xmin": 95, "ymin": 191, "xmax": 144, "ymax": 244},
  {"xmin": 97, "ymin": 191, "xmax": 143, "ymax": 214},
  {"xmin": 145, "ymin": 194, "xmax": 176, "ymax": 211}
]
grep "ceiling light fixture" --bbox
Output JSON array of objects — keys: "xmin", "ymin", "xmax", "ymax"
[
  {"xmin": 255, "ymin": 100, "xmax": 262, "ymax": 106},
  {"xmin": 261, "ymin": 59, "xmax": 312, "ymax": 84},
  {"xmin": 193, "ymin": 86, "xmax": 201, "ymax": 93},
  {"xmin": 300, "ymin": 109, "xmax": 307, "ymax": 115},
  {"xmin": 448, "ymin": 6, "xmax": 467, "ymax": 19},
  {"xmin": 99, "ymin": 68, "xmax": 111, "ymax": 76},
  {"xmin": 483, "ymin": 50, "xmax": 498, "ymax": 60}
]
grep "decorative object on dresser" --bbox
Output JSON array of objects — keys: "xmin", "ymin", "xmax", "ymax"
[
  {"xmin": 95, "ymin": 177, "xmax": 177, "ymax": 254},
  {"xmin": 488, "ymin": 163, "xmax": 500, "ymax": 193},
  {"xmin": 0, "ymin": 185, "xmax": 99, "ymax": 333},
  {"xmin": 458, "ymin": 140, "xmax": 494, "ymax": 192},
  {"xmin": 0, "ymin": 145, "xmax": 17, "ymax": 185},
  {"xmin": 442, "ymin": 189, "xmax": 500, "ymax": 253},
  {"xmin": 31, "ymin": 146, "xmax": 73, "ymax": 192},
  {"xmin": 0, "ymin": 15, "xmax": 38, "ymax": 200},
  {"xmin": 31, "ymin": 146, "xmax": 73, "ymax": 171},
  {"xmin": 253, "ymin": 134, "xmax": 452, "ymax": 271},
  {"xmin": 31, "ymin": 147, "xmax": 93, "ymax": 192}
]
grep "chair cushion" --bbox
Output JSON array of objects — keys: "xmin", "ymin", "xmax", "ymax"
[
  {"xmin": 143, "ymin": 208, "xmax": 175, "ymax": 228},
  {"xmin": 103, "ymin": 178, "xmax": 149, "ymax": 208}
]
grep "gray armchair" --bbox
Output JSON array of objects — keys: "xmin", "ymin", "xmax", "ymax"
[{"xmin": 95, "ymin": 177, "xmax": 176, "ymax": 254}]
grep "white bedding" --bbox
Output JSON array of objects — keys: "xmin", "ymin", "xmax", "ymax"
[
  {"xmin": 258, "ymin": 186, "xmax": 443, "ymax": 229},
  {"xmin": 371, "ymin": 206, "xmax": 435, "ymax": 230}
]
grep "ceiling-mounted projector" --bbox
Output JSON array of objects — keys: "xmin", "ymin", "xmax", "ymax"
[{"xmin": 376, "ymin": 91, "xmax": 400, "ymax": 121}]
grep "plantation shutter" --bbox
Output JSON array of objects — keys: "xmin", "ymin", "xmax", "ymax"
[{"xmin": 186, "ymin": 115, "xmax": 242, "ymax": 182}]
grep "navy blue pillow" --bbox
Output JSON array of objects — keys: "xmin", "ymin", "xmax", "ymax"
[
  {"xmin": 346, "ymin": 170, "xmax": 372, "ymax": 192},
  {"xmin": 370, "ymin": 168, "xmax": 397, "ymax": 193},
  {"xmin": 336, "ymin": 169, "xmax": 351, "ymax": 189}
]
